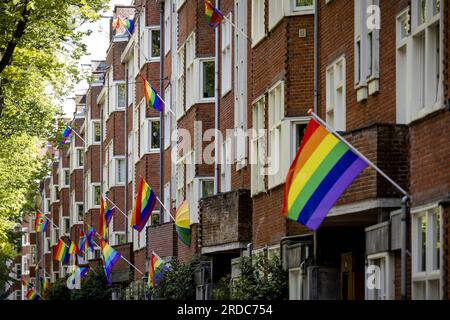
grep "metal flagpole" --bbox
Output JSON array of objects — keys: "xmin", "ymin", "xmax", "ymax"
[
  {"xmin": 308, "ymin": 110, "xmax": 410, "ymax": 197},
  {"xmin": 221, "ymin": 14, "xmax": 252, "ymax": 44},
  {"xmin": 67, "ymin": 124, "xmax": 87, "ymax": 145}
]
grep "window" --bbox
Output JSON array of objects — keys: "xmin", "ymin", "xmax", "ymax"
[
  {"xmin": 164, "ymin": 0, "xmax": 171, "ymax": 55},
  {"xmin": 176, "ymin": 157, "xmax": 185, "ymax": 208},
  {"xmin": 105, "ymin": 142, "xmax": 112, "ymax": 189},
  {"xmin": 293, "ymin": 0, "xmax": 314, "ymax": 12},
  {"xmin": 150, "ymin": 28, "xmax": 161, "ymax": 59},
  {"xmin": 164, "ymin": 86, "xmax": 172, "ymax": 149},
  {"xmin": 268, "ymin": 0, "xmax": 284, "ymax": 30},
  {"xmin": 200, "ymin": 59, "xmax": 215, "ymax": 101},
  {"xmin": 128, "ymin": 133, "xmax": 133, "ymax": 183},
  {"xmin": 252, "ymin": 0, "xmax": 265, "ymax": 45},
  {"xmin": 45, "ymin": 237, "xmax": 51, "ymax": 254},
  {"xmin": 30, "ymin": 245, "xmax": 37, "ymax": 266},
  {"xmin": 268, "ymin": 81, "xmax": 284, "ymax": 189},
  {"xmin": 117, "ymin": 83, "xmax": 126, "ymax": 109},
  {"xmin": 22, "ymin": 256, "xmax": 28, "ymax": 275},
  {"xmin": 326, "ymin": 56, "xmax": 346, "ymax": 131},
  {"xmin": 15, "ymin": 290, "xmax": 21, "ymax": 300},
  {"xmin": 116, "ymin": 158, "xmax": 125, "ymax": 184},
  {"xmin": 163, "ymin": 182, "xmax": 171, "ymax": 223},
  {"xmin": 397, "ymin": 1, "xmax": 442, "ymax": 124},
  {"xmin": 93, "ymin": 121, "xmax": 101, "ymax": 143},
  {"xmin": 220, "ymin": 138, "xmax": 232, "ymax": 192},
  {"xmin": 176, "ymin": 45, "xmax": 185, "ymax": 119},
  {"xmin": 62, "ymin": 217, "xmax": 70, "ymax": 236},
  {"xmin": 200, "ymin": 179, "xmax": 214, "ymax": 198},
  {"xmin": 366, "ymin": 253, "xmax": 394, "ymax": 300},
  {"xmin": 127, "ymin": 58, "xmax": 134, "ymax": 106},
  {"xmin": 112, "ymin": 232, "xmax": 126, "ymax": 246},
  {"xmin": 77, "ymin": 149, "xmax": 84, "ymax": 167},
  {"xmin": 93, "ymin": 185, "xmax": 101, "ymax": 207},
  {"xmin": 354, "ymin": 0, "xmax": 380, "ymax": 99},
  {"xmin": 412, "ymin": 205, "xmax": 442, "ymax": 300},
  {"xmin": 63, "ymin": 169, "xmax": 70, "ymax": 187},
  {"xmin": 51, "ymin": 226, "xmax": 59, "ymax": 246},
  {"xmin": 251, "ymin": 96, "xmax": 266, "ymax": 196},
  {"xmin": 76, "ymin": 204, "xmax": 84, "ymax": 223},
  {"xmin": 150, "ymin": 120, "xmax": 160, "ymax": 151},
  {"xmin": 221, "ymin": 14, "xmax": 232, "ymax": 95},
  {"xmin": 15, "ymin": 264, "xmax": 21, "ymax": 280},
  {"xmin": 54, "ymin": 186, "xmax": 60, "ymax": 201},
  {"xmin": 186, "ymin": 33, "xmax": 196, "ymax": 109},
  {"xmin": 235, "ymin": 0, "xmax": 248, "ymax": 169}
]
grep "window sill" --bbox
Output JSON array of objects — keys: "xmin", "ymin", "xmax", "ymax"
[
  {"xmin": 251, "ymin": 188, "xmax": 266, "ymax": 198},
  {"xmin": 251, "ymin": 34, "xmax": 267, "ymax": 49},
  {"xmin": 355, "ymin": 84, "xmax": 368, "ymax": 102},
  {"xmin": 367, "ymin": 77, "xmax": 379, "ymax": 95}
]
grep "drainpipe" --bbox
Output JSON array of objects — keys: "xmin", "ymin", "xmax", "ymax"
[
  {"xmin": 160, "ymin": 1, "xmax": 165, "ymax": 222},
  {"xmin": 313, "ymin": 0, "xmax": 319, "ymax": 114},
  {"xmin": 214, "ymin": 0, "xmax": 220, "ymax": 195},
  {"xmin": 401, "ymin": 195, "xmax": 410, "ymax": 300},
  {"xmin": 125, "ymin": 65, "xmax": 129, "ymax": 241}
]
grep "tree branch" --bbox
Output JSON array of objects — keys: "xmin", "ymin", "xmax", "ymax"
[{"xmin": 0, "ymin": 0, "xmax": 32, "ymax": 75}]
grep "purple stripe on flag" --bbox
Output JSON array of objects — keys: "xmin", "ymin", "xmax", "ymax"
[{"xmin": 305, "ymin": 158, "xmax": 368, "ymax": 230}]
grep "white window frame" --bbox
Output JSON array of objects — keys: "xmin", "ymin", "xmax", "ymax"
[
  {"xmin": 116, "ymin": 157, "xmax": 126, "ymax": 185},
  {"xmin": 61, "ymin": 168, "xmax": 70, "ymax": 188},
  {"xmin": 128, "ymin": 133, "xmax": 133, "ymax": 183},
  {"xmin": 221, "ymin": 13, "xmax": 232, "ymax": 96},
  {"xmin": 116, "ymin": 82, "xmax": 126, "ymax": 109},
  {"xmin": 365, "ymin": 252, "xmax": 395, "ymax": 300},
  {"xmin": 291, "ymin": 0, "xmax": 315, "ymax": 14},
  {"xmin": 176, "ymin": 155, "xmax": 186, "ymax": 208},
  {"xmin": 411, "ymin": 204, "xmax": 443, "ymax": 300},
  {"xmin": 397, "ymin": 0, "xmax": 443, "ymax": 124},
  {"xmin": 164, "ymin": 85, "xmax": 172, "ymax": 150},
  {"xmin": 268, "ymin": 81, "xmax": 285, "ymax": 189},
  {"xmin": 61, "ymin": 216, "xmax": 70, "ymax": 236},
  {"xmin": 199, "ymin": 57, "xmax": 215, "ymax": 103},
  {"xmin": 220, "ymin": 137, "xmax": 232, "ymax": 193},
  {"xmin": 326, "ymin": 55, "xmax": 346, "ymax": 132},
  {"xmin": 163, "ymin": 182, "xmax": 171, "ymax": 223},
  {"xmin": 252, "ymin": 0, "xmax": 266, "ymax": 47},
  {"xmin": 92, "ymin": 120, "xmax": 101, "ymax": 144},
  {"xmin": 176, "ymin": 45, "xmax": 185, "ymax": 120},
  {"xmin": 164, "ymin": 0, "xmax": 171, "ymax": 56},
  {"xmin": 139, "ymin": 99, "xmax": 161, "ymax": 157},
  {"xmin": 185, "ymin": 32, "xmax": 196, "ymax": 110},
  {"xmin": 92, "ymin": 184, "xmax": 101, "ymax": 208},
  {"xmin": 251, "ymin": 95, "xmax": 266, "ymax": 196}
]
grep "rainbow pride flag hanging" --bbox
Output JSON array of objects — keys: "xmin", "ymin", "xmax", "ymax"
[
  {"xmin": 26, "ymin": 288, "xmax": 41, "ymax": 300},
  {"xmin": 175, "ymin": 201, "xmax": 191, "ymax": 247},
  {"xmin": 140, "ymin": 75, "xmax": 163, "ymax": 112},
  {"xmin": 53, "ymin": 239, "xmax": 70, "ymax": 264},
  {"xmin": 86, "ymin": 226, "xmax": 96, "ymax": 252},
  {"xmin": 78, "ymin": 230, "xmax": 87, "ymax": 253},
  {"xmin": 100, "ymin": 194, "xmax": 114, "ymax": 240},
  {"xmin": 68, "ymin": 239, "xmax": 80, "ymax": 255},
  {"xmin": 131, "ymin": 178, "xmax": 157, "ymax": 232},
  {"xmin": 148, "ymin": 252, "xmax": 170, "ymax": 288},
  {"xmin": 100, "ymin": 238, "xmax": 121, "ymax": 285},
  {"xmin": 62, "ymin": 125, "xmax": 72, "ymax": 139},
  {"xmin": 112, "ymin": 16, "xmax": 134, "ymax": 34},
  {"xmin": 40, "ymin": 276, "xmax": 49, "ymax": 297},
  {"xmin": 205, "ymin": 0, "xmax": 224, "ymax": 28},
  {"xmin": 34, "ymin": 210, "xmax": 48, "ymax": 233},
  {"xmin": 281, "ymin": 118, "xmax": 368, "ymax": 230}
]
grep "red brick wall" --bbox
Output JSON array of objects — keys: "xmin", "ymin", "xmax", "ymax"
[
  {"xmin": 147, "ymin": 222, "xmax": 177, "ymax": 258},
  {"xmin": 177, "ymin": 224, "xmax": 199, "ymax": 263},
  {"xmin": 133, "ymin": 248, "xmax": 146, "ymax": 281}
]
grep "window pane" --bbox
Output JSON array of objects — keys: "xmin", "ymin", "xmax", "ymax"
[
  {"xmin": 202, "ymin": 61, "xmax": 215, "ymax": 99},
  {"xmin": 151, "ymin": 121, "xmax": 160, "ymax": 150},
  {"xmin": 367, "ymin": 32, "xmax": 373, "ymax": 77},
  {"xmin": 118, "ymin": 84, "xmax": 126, "ymax": 108},
  {"xmin": 295, "ymin": 123, "xmax": 307, "ymax": 151},
  {"xmin": 151, "ymin": 30, "xmax": 161, "ymax": 58},
  {"xmin": 78, "ymin": 150, "xmax": 84, "ymax": 166},
  {"xmin": 201, "ymin": 180, "xmax": 214, "ymax": 198},
  {"xmin": 433, "ymin": 212, "xmax": 441, "ymax": 270},
  {"xmin": 296, "ymin": 0, "xmax": 313, "ymax": 8},
  {"xmin": 418, "ymin": 0, "xmax": 427, "ymax": 25},
  {"xmin": 418, "ymin": 215, "xmax": 426, "ymax": 272},
  {"xmin": 117, "ymin": 159, "xmax": 125, "ymax": 183},
  {"xmin": 94, "ymin": 186, "xmax": 101, "ymax": 206},
  {"xmin": 94, "ymin": 123, "xmax": 101, "ymax": 142},
  {"xmin": 64, "ymin": 170, "xmax": 70, "ymax": 185}
]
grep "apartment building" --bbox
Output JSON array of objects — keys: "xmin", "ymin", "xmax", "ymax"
[{"xmin": 20, "ymin": 0, "xmax": 449, "ymax": 301}]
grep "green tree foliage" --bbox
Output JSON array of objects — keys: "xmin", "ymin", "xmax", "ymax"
[
  {"xmin": 149, "ymin": 256, "xmax": 202, "ymax": 300},
  {"xmin": 46, "ymin": 277, "xmax": 72, "ymax": 300},
  {"xmin": 71, "ymin": 266, "xmax": 112, "ymax": 300},
  {"xmin": 0, "ymin": 0, "xmax": 108, "ymax": 284},
  {"xmin": 215, "ymin": 255, "xmax": 288, "ymax": 300}
]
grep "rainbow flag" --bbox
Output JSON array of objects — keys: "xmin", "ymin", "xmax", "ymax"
[
  {"xmin": 148, "ymin": 252, "xmax": 170, "ymax": 288},
  {"xmin": 26, "ymin": 288, "xmax": 41, "ymax": 300},
  {"xmin": 68, "ymin": 239, "xmax": 80, "ymax": 255},
  {"xmin": 78, "ymin": 230, "xmax": 87, "ymax": 253},
  {"xmin": 53, "ymin": 239, "xmax": 70, "ymax": 264},
  {"xmin": 34, "ymin": 210, "xmax": 48, "ymax": 233},
  {"xmin": 86, "ymin": 226, "xmax": 96, "ymax": 252},
  {"xmin": 112, "ymin": 16, "xmax": 134, "ymax": 34},
  {"xmin": 281, "ymin": 119, "xmax": 368, "ymax": 230},
  {"xmin": 40, "ymin": 276, "xmax": 49, "ymax": 297},
  {"xmin": 62, "ymin": 125, "xmax": 72, "ymax": 139},
  {"xmin": 99, "ymin": 238, "xmax": 121, "ymax": 285},
  {"xmin": 131, "ymin": 178, "xmax": 157, "ymax": 232},
  {"xmin": 140, "ymin": 75, "xmax": 163, "ymax": 112},
  {"xmin": 175, "ymin": 201, "xmax": 191, "ymax": 247},
  {"xmin": 205, "ymin": 0, "xmax": 224, "ymax": 28},
  {"xmin": 22, "ymin": 279, "xmax": 33, "ymax": 290},
  {"xmin": 100, "ymin": 194, "xmax": 114, "ymax": 240}
]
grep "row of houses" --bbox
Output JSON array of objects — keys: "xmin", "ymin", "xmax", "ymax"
[{"xmin": 9, "ymin": 0, "xmax": 450, "ymax": 300}]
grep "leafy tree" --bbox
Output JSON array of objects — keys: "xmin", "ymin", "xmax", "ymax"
[
  {"xmin": 224, "ymin": 255, "xmax": 288, "ymax": 300},
  {"xmin": 149, "ymin": 256, "xmax": 202, "ymax": 300},
  {"xmin": 71, "ymin": 266, "xmax": 112, "ymax": 300},
  {"xmin": 46, "ymin": 277, "xmax": 72, "ymax": 300},
  {"xmin": 0, "ymin": 0, "xmax": 108, "ymax": 287}
]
